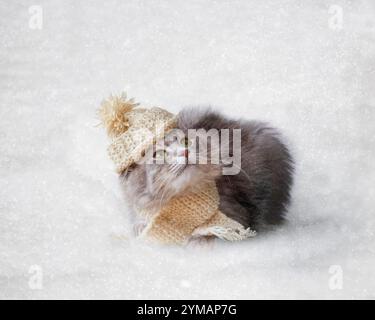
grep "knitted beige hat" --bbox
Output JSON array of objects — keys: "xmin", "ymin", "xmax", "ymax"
[{"xmin": 98, "ymin": 93, "xmax": 177, "ymax": 173}]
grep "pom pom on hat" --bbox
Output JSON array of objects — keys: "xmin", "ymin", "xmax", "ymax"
[{"xmin": 98, "ymin": 93, "xmax": 139, "ymax": 138}]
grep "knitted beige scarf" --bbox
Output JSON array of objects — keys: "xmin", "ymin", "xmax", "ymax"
[{"xmin": 138, "ymin": 181, "xmax": 256, "ymax": 245}]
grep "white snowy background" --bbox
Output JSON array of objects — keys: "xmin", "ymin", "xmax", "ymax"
[{"xmin": 1, "ymin": 0, "xmax": 374, "ymax": 299}]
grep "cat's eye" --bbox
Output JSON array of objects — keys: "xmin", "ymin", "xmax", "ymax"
[{"xmin": 180, "ymin": 137, "xmax": 192, "ymax": 147}]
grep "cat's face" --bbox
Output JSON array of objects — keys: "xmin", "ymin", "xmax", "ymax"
[{"xmin": 121, "ymin": 129, "xmax": 221, "ymax": 211}]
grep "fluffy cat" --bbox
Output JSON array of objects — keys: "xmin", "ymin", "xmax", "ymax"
[{"xmin": 120, "ymin": 107, "xmax": 294, "ymax": 239}]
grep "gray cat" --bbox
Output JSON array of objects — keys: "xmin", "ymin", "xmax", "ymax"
[{"xmin": 121, "ymin": 107, "xmax": 294, "ymax": 240}]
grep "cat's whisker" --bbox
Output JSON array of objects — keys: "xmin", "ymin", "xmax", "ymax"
[
  {"xmin": 157, "ymin": 175, "xmax": 176, "ymax": 208},
  {"xmin": 172, "ymin": 165, "xmax": 183, "ymax": 175}
]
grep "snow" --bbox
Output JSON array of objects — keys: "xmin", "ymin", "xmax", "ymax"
[{"xmin": 1, "ymin": 0, "xmax": 375, "ymax": 299}]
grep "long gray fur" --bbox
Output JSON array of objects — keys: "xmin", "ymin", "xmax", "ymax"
[{"xmin": 177, "ymin": 107, "xmax": 294, "ymax": 231}]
